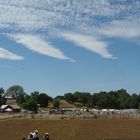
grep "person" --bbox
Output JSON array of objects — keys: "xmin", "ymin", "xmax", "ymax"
[
  {"xmin": 33, "ymin": 130, "xmax": 39, "ymax": 140},
  {"xmin": 27, "ymin": 132, "xmax": 34, "ymax": 140},
  {"xmin": 43, "ymin": 132, "xmax": 49, "ymax": 140}
]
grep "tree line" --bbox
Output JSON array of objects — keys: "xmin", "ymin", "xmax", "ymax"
[
  {"xmin": 56, "ymin": 89, "xmax": 140, "ymax": 109},
  {"xmin": 0, "ymin": 85, "xmax": 140, "ymax": 112}
]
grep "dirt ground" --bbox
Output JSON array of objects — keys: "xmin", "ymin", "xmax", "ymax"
[{"xmin": 0, "ymin": 119, "xmax": 140, "ymax": 140}]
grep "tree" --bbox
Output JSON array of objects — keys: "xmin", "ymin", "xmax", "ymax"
[
  {"xmin": 31, "ymin": 91, "xmax": 50, "ymax": 107},
  {"xmin": 117, "ymin": 89, "xmax": 130, "ymax": 109},
  {"xmin": 0, "ymin": 87, "xmax": 6, "ymax": 106},
  {"xmin": 16, "ymin": 93, "xmax": 27, "ymax": 105},
  {"xmin": 86, "ymin": 95, "xmax": 93, "ymax": 107},
  {"xmin": 6, "ymin": 85, "xmax": 24, "ymax": 99},
  {"xmin": 22, "ymin": 98, "xmax": 38, "ymax": 112},
  {"xmin": 64, "ymin": 93, "xmax": 75, "ymax": 103},
  {"xmin": 31, "ymin": 91, "xmax": 40, "ymax": 103},
  {"xmin": 128, "ymin": 94, "xmax": 139, "ymax": 108},
  {"xmin": 94, "ymin": 92, "xmax": 108, "ymax": 108},
  {"xmin": 53, "ymin": 99, "xmax": 60, "ymax": 108},
  {"xmin": 92, "ymin": 90, "xmax": 127, "ymax": 109},
  {"xmin": 0, "ymin": 87, "xmax": 5, "ymax": 98},
  {"xmin": 73, "ymin": 92, "xmax": 91, "ymax": 105},
  {"xmin": 55, "ymin": 95, "xmax": 64, "ymax": 100},
  {"xmin": 38, "ymin": 93, "xmax": 50, "ymax": 107}
]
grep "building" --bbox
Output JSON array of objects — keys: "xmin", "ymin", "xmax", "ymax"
[{"xmin": 0, "ymin": 104, "xmax": 21, "ymax": 113}]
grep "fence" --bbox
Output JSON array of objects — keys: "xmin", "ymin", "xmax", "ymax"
[{"xmin": 1, "ymin": 111, "xmax": 140, "ymax": 121}]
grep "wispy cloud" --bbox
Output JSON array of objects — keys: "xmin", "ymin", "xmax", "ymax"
[
  {"xmin": 96, "ymin": 20, "xmax": 140, "ymax": 39},
  {"xmin": 0, "ymin": 0, "xmax": 139, "ymax": 60},
  {"xmin": 0, "ymin": 0, "xmax": 121, "ymax": 31},
  {"xmin": 61, "ymin": 32, "xmax": 115, "ymax": 59},
  {"xmin": 0, "ymin": 47, "xmax": 24, "ymax": 60},
  {"xmin": 9, "ymin": 34, "xmax": 71, "ymax": 60},
  {"xmin": 0, "ymin": 0, "xmax": 139, "ymax": 34}
]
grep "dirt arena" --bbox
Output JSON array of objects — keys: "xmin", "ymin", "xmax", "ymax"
[{"xmin": 0, "ymin": 119, "xmax": 140, "ymax": 140}]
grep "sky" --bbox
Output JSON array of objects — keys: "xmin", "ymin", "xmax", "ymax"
[{"xmin": 0, "ymin": 0, "xmax": 140, "ymax": 97}]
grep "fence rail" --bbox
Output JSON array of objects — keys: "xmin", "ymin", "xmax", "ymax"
[{"xmin": 1, "ymin": 112, "xmax": 140, "ymax": 121}]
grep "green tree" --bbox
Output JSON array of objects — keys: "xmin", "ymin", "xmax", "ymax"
[
  {"xmin": 53, "ymin": 99, "xmax": 60, "ymax": 107},
  {"xmin": 31, "ymin": 91, "xmax": 50, "ymax": 107},
  {"xmin": 73, "ymin": 92, "xmax": 91, "ymax": 105},
  {"xmin": 92, "ymin": 90, "xmax": 127, "ymax": 109},
  {"xmin": 117, "ymin": 89, "xmax": 130, "ymax": 109},
  {"xmin": 0, "ymin": 87, "xmax": 5, "ymax": 98},
  {"xmin": 138, "ymin": 103, "xmax": 140, "ymax": 109},
  {"xmin": 95, "ymin": 92, "xmax": 108, "ymax": 108},
  {"xmin": 105, "ymin": 91, "xmax": 120, "ymax": 109},
  {"xmin": 6, "ymin": 85, "xmax": 24, "ymax": 99},
  {"xmin": 0, "ymin": 87, "xmax": 6, "ymax": 106},
  {"xmin": 86, "ymin": 95, "xmax": 93, "ymax": 107},
  {"xmin": 128, "ymin": 94, "xmax": 139, "ymax": 108},
  {"xmin": 16, "ymin": 93, "xmax": 27, "ymax": 105},
  {"xmin": 31, "ymin": 91, "xmax": 40, "ymax": 102},
  {"xmin": 55, "ymin": 95, "xmax": 64, "ymax": 100},
  {"xmin": 38, "ymin": 93, "xmax": 50, "ymax": 107},
  {"xmin": 48, "ymin": 96, "xmax": 53, "ymax": 102},
  {"xmin": 64, "ymin": 93, "xmax": 75, "ymax": 103},
  {"xmin": 22, "ymin": 98, "xmax": 38, "ymax": 112}
]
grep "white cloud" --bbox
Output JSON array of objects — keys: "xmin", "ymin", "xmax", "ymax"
[
  {"xmin": 0, "ymin": 2, "xmax": 58, "ymax": 31},
  {"xmin": 0, "ymin": 0, "xmax": 139, "ymax": 60},
  {"xmin": 0, "ymin": 0, "xmax": 138, "ymax": 32},
  {"xmin": 97, "ymin": 20, "xmax": 140, "ymax": 39},
  {"xmin": 9, "ymin": 34, "xmax": 71, "ymax": 60},
  {"xmin": 0, "ymin": 47, "xmax": 24, "ymax": 60},
  {"xmin": 61, "ymin": 32, "xmax": 115, "ymax": 59}
]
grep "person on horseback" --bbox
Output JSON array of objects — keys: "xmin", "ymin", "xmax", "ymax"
[
  {"xmin": 33, "ymin": 130, "xmax": 39, "ymax": 140},
  {"xmin": 43, "ymin": 132, "xmax": 49, "ymax": 140},
  {"xmin": 27, "ymin": 132, "xmax": 34, "ymax": 140}
]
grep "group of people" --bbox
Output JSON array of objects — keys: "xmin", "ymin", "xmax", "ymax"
[{"xmin": 23, "ymin": 130, "xmax": 49, "ymax": 140}]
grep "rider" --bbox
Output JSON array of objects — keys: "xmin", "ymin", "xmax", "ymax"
[
  {"xmin": 27, "ymin": 132, "xmax": 34, "ymax": 140},
  {"xmin": 43, "ymin": 132, "xmax": 49, "ymax": 140},
  {"xmin": 33, "ymin": 130, "xmax": 39, "ymax": 140}
]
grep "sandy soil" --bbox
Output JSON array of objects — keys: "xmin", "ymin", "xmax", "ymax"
[{"xmin": 0, "ymin": 119, "xmax": 140, "ymax": 140}]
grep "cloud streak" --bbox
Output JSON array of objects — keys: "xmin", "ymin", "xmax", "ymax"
[
  {"xmin": 0, "ymin": 0, "xmax": 139, "ymax": 60},
  {"xmin": 0, "ymin": 47, "xmax": 24, "ymax": 60},
  {"xmin": 9, "ymin": 34, "xmax": 71, "ymax": 60},
  {"xmin": 61, "ymin": 32, "xmax": 114, "ymax": 59}
]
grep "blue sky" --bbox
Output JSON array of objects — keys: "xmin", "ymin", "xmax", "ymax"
[{"xmin": 0, "ymin": 0, "xmax": 140, "ymax": 97}]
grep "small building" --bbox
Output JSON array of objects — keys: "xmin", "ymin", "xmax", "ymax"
[{"xmin": 0, "ymin": 104, "xmax": 21, "ymax": 113}]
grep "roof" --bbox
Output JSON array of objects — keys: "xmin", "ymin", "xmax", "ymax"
[
  {"xmin": 1, "ymin": 105, "xmax": 8, "ymax": 109},
  {"xmin": 0, "ymin": 104, "xmax": 21, "ymax": 110},
  {"xmin": 10, "ymin": 105, "xmax": 21, "ymax": 109}
]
